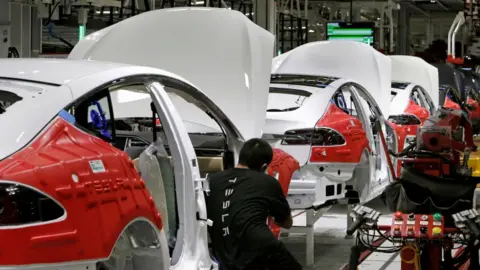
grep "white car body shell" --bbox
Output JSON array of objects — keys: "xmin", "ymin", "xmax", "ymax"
[
  {"xmin": 389, "ymin": 55, "xmax": 439, "ymax": 115},
  {"xmin": 265, "ymin": 40, "xmax": 393, "ymax": 207},
  {"xmin": 271, "ymin": 40, "xmax": 391, "ymax": 118},
  {"xmin": 0, "ymin": 8, "xmax": 273, "ymax": 270}
]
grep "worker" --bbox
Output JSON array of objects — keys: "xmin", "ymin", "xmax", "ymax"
[{"xmin": 206, "ymin": 138, "xmax": 302, "ymax": 270}]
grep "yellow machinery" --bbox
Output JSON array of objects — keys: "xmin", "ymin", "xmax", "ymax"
[{"xmin": 470, "ymin": 138, "xmax": 480, "ymax": 178}]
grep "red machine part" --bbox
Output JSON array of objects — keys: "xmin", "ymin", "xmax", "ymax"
[
  {"xmin": 0, "ymin": 117, "xmax": 161, "ymax": 265},
  {"xmin": 387, "ymin": 100, "xmax": 430, "ymax": 178},
  {"xmin": 267, "ymin": 148, "xmax": 300, "ymax": 238},
  {"xmin": 447, "ymin": 55, "xmax": 465, "ymax": 65},
  {"xmin": 402, "ymin": 108, "xmax": 475, "ymax": 177}
]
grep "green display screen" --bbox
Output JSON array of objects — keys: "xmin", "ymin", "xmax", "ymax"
[{"xmin": 326, "ymin": 22, "xmax": 375, "ymax": 47}]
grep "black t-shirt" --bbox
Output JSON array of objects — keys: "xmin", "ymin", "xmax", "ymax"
[{"xmin": 206, "ymin": 168, "xmax": 291, "ymax": 270}]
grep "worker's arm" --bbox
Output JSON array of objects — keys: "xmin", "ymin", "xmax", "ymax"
[{"xmin": 268, "ymin": 178, "xmax": 293, "ymax": 229}]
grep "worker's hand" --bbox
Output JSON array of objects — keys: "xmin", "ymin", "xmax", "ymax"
[{"xmin": 274, "ymin": 214, "xmax": 293, "ymax": 229}]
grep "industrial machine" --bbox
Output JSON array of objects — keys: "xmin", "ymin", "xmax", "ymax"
[{"xmin": 348, "ymin": 104, "xmax": 480, "ymax": 269}]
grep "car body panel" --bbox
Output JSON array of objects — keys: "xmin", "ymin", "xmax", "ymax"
[
  {"xmin": 0, "ymin": 60, "xmax": 161, "ymax": 161},
  {"xmin": 271, "ymin": 40, "xmax": 391, "ymax": 118},
  {"xmin": 311, "ymin": 103, "xmax": 367, "ymax": 163},
  {"xmin": 0, "ymin": 116, "xmax": 164, "ymax": 266},
  {"xmin": 266, "ymin": 83, "xmax": 338, "ymax": 165},
  {"xmin": 468, "ymin": 96, "xmax": 480, "ymax": 120},
  {"xmin": 389, "ymin": 55, "xmax": 439, "ymax": 110},
  {"xmin": 69, "ymin": 7, "xmax": 273, "ymax": 140}
]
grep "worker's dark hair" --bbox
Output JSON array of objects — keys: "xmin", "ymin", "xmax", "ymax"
[{"xmin": 238, "ymin": 138, "xmax": 273, "ymax": 171}]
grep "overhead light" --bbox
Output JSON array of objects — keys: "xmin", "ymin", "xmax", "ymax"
[
  {"xmin": 309, "ymin": 29, "xmax": 315, "ymax": 33},
  {"xmin": 195, "ymin": 1, "xmax": 205, "ymax": 5}
]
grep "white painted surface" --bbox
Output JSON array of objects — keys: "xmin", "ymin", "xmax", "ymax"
[
  {"xmin": 271, "ymin": 40, "xmax": 392, "ymax": 118},
  {"xmin": 69, "ymin": 7, "xmax": 274, "ymax": 140},
  {"xmin": 390, "ymin": 55, "xmax": 439, "ymax": 110}
]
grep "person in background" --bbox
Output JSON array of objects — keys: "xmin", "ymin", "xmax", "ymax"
[{"xmin": 206, "ymin": 138, "xmax": 302, "ymax": 270}]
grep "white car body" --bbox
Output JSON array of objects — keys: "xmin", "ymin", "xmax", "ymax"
[
  {"xmin": 389, "ymin": 56, "xmax": 439, "ymax": 116},
  {"xmin": 0, "ymin": 8, "xmax": 273, "ymax": 270},
  {"xmin": 264, "ymin": 40, "xmax": 395, "ymax": 208}
]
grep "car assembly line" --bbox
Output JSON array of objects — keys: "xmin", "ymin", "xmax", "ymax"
[{"xmin": 3, "ymin": 1, "xmax": 480, "ymax": 269}]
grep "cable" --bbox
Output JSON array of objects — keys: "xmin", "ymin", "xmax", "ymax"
[
  {"xmin": 43, "ymin": 1, "xmax": 75, "ymax": 50},
  {"xmin": 43, "ymin": 1, "xmax": 61, "ymax": 26},
  {"xmin": 292, "ymin": 210, "xmax": 306, "ymax": 218},
  {"xmin": 401, "ymin": 243, "xmax": 421, "ymax": 270},
  {"xmin": 47, "ymin": 22, "xmax": 74, "ymax": 49}
]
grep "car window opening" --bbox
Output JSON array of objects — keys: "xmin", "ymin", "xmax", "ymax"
[
  {"xmin": 268, "ymin": 87, "xmax": 311, "ymax": 112},
  {"xmin": 0, "ymin": 90, "xmax": 22, "ymax": 114}
]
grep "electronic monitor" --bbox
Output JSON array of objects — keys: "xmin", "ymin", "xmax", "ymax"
[{"xmin": 326, "ymin": 22, "xmax": 375, "ymax": 47}]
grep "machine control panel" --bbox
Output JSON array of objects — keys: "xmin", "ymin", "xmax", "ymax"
[{"xmin": 390, "ymin": 212, "xmax": 444, "ymax": 242}]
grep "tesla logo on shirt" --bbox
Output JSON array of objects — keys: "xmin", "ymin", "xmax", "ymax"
[{"xmin": 221, "ymin": 177, "xmax": 237, "ymax": 237}]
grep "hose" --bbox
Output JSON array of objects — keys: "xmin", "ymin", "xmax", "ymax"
[{"xmin": 47, "ymin": 22, "xmax": 74, "ymax": 49}]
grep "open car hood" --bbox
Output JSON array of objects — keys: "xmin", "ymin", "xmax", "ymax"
[
  {"xmin": 389, "ymin": 56, "xmax": 439, "ymax": 110},
  {"xmin": 271, "ymin": 40, "xmax": 391, "ymax": 117},
  {"xmin": 69, "ymin": 8, "xmax": 274, "ymax": 140}
]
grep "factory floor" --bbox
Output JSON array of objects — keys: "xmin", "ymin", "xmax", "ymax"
[{"xmin": 283, "ymin": 198, "xmax": 397, "ymax": 270}]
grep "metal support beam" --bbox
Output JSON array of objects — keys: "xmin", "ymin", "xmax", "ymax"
[
  {"xmin": 253, "ymin": 0, "xmax": 276, "ymax": 34},
  {"xmin": 406, "ymin": 2, "xmax": 430, "ymax": 17},
  {"xmin": 396, "ymin": 2, "xmax": 410, "ymax": 54},
  {"xmin": 435, "ymin": 0, "xmax": 450, "ymax": 11}
]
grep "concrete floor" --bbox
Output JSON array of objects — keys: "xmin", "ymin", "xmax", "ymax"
[{"xmin": 283, "ymin": 198, "xmax": 393, "ymax": 270}]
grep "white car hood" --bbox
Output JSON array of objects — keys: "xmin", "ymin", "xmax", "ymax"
[
  {"xmin": 272, "ymin": 40, "xmax": 392, "ymax": 118},
  {"xmin": 69, "ymin": 8, "xmax": 274, "ymax": 140},
  {"xmin": 390, "ymin": 55, "xmax": 439, "ymax": 110}
]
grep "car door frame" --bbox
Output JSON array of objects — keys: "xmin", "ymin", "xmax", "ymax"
[
  {"xmin": 348, "ymin": 83, "xmax": 393, "ymax": 202},
  {"xmin": 414, "ymin": 86, "xmax": 435, "ymax": 114},
  {"xmin": 146, "ymin": 80, "xmax": 212, "ymax": 269},
  {"xmin": 69, "ymin": 74, "xmax": 219, "ymax": 269},
  {"xmin": 145, "ymin": 75, "xmax": 247, "ymax": 269}
]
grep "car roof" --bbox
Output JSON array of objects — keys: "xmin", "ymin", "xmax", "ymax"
[{"xmin": 0, "ymin": 58, "xmax": 132, "ymax": 86}]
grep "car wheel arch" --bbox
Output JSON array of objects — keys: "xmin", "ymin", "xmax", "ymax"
[{"xmin": 100, "ymin": 217, "xmax": 170, "ymax": 270}]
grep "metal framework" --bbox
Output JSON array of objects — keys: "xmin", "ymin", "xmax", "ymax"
[{"xmin": 278, "ymin": 12, "xmax": 308, "ymax": 53}]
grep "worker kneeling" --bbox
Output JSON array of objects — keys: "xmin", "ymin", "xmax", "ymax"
[{"xmin": 206, "ymin": 138, "xmax": 302, "ymax": 270}]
